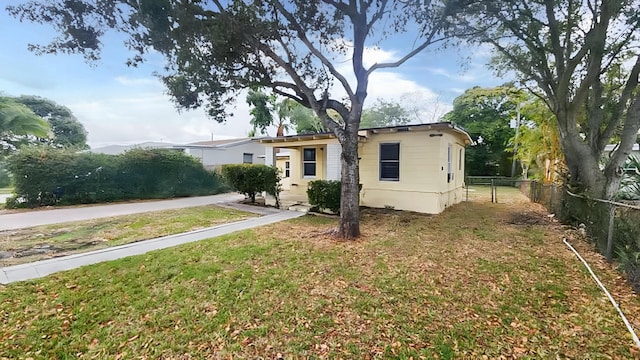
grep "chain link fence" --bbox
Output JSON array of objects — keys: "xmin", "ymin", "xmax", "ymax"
[
  {"xmin": 465, "ymin": 176, "xmax": 523, "ymax": 203},
  {"xmin": 520, "ymin": 180, "xmax": 640, "ymax": 291}
]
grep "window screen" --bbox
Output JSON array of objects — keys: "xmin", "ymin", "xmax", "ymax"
[
  {"xmin": 303, "ymin": 148, "xmax": 316, "ymax": 177},
  {"xmin": 380, "ymin": 143, "xmax": 400, "ymax": 181}
]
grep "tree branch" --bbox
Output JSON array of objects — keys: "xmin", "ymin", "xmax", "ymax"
[
  {"xmin": 366, "ymin": 0, "xmax": 389, "ymax": 33},
  {"xmin": 271, "ymin": 1, "xmax": 356, "ymax": 101},
  {"xmin": 545, "ymin": 0, "xmax": 566, "ymax": 76}
]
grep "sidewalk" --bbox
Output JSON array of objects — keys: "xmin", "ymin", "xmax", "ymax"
[
  {"xmin": 0, "ymin": 193, "xmax": 245, "ymax": 231},
  {"xmin": 1, "ymin": 210, "xmax": 304, "ymax": 284}
]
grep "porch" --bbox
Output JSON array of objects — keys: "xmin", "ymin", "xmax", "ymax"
[{"xmin": 266, "ymin": 190, "xmax": 313, "ymax": 213}]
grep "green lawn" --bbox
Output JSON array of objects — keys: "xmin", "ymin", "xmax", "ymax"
[
  {"xmin": 0, "ymin": 187, "xmax": 12, "ymax": 194},
  {"xmin": 1, "ymin": 205, "xmax": 255, "ymax": 266},
  {"xmin": 1, "ymin": 194, "xmax": 639, "ymax": 358}
]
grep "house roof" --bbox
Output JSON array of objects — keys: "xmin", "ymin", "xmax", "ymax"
[
  {"xmin": 90, "ymin": 142, "xmax": 176, "ymax": 155},
  {"xmin": 359, "ymin": 122, "xmax": 472, "ymax": 144},
  {"xmin": 258, "ymin": 132, "xmax": 338, "ymax": 144},
  {"xmin": 174, "ymin": 137, "xmax": 266, "ymax": 150},
  {"xmin": 259, "ymin": 122, "xmax": 472, "ymax": 145}
]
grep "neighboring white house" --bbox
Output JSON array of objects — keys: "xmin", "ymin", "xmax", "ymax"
[
  {"xmin": 174, "ymin": 138, "xmax": 267, "ymax": 169},
  {"xmin": 604, "ymin": 144, "xmax": 640, "ymax": 158},
  {"xmin": 604, "ymin": 143, "xmax": 640, "ymax": 173},
  {"xmin": 90, "ymin": 142, "xmax": 177, "ymax": 155}
]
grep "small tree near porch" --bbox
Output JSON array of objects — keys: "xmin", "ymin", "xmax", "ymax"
[{"xmin": 9, "ymin": 0, "xmax": 462, "ymax": 238}]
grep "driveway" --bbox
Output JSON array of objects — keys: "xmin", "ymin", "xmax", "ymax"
[{"xmin": 0, "ymin": 193, "xmax": 245, "ymax": 231}]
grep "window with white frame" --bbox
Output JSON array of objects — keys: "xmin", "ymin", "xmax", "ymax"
[
  {"xmin": 380, "ymin": 143, "xmax": 400, "ymax": 181},
  {"xmin": 459, "ymin": 148, "xmax": 463, "ymax": 171},
  {"xmin": 243, "ymin": 153, "xmax": 253, "ymax": 164},
  {"xmin": 285, "ymin": 161, "xmax": 290, "ymax": 178},
  {"xmin": 302, "ymin": 148, "xmax": 316, "ymax": 177}
]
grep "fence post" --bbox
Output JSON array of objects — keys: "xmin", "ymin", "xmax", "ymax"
[
  {"xmin": 494, "ymin": 181, "xmax": 498, "ymax": 203},
  {"xmin": 530, "ymin": 180, "xmax": 536, "ymax": 202},
  {"xmin": 606, "ymin": 204, "xmax": 615, "ymax": 262},
  {"xmin": 465, "ymin": 177, "xmax": 469, "ymax": 202},
  {"xmin": 491, "ymin": 179, "xmax": 495, "ymax": 203}
]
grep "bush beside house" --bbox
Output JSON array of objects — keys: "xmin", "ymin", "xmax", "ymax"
[
  {"xmin": 221, "ymin": 164, "xmax": 281, "ymax": 207},
  {"xmin": 307, "ymin": 180, "xmax": 342, "ymax": 214}
]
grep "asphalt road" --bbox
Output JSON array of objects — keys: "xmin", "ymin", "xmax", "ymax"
[{"xmin": 0, "ymin": 193, "xmax": 245, "ymax": 231}]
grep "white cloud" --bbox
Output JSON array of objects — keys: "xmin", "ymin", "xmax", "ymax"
[
  {"xmin": 65, "ymin": 91, "xmax": 254, "ymax": 148},
  {"xmin": 363, "ymin": 46, "xmax": 399, "ymax": 68},
  {"xmin": 114, "ymin": 76, "xmax": 162, "ymax": 87},
  {"xmin": 425, "ymin": 67, "xmax": 478, "ymax": 83},
  {"xmin": 365, "ymin": 71, "xmax": 452, "ymax": 122}
]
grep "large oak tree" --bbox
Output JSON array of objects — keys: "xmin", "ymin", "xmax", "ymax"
[
  {"xmin": 459, "ymin": 0, "xmax": 640, "ymax": 199},
  {"xmin": 8, "ymin": 0, "xmax": 463, "ymax": 238}
]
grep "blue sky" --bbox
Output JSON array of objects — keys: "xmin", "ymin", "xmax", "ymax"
[{"xmin": 0, "ymin": 2, "xmax": 506, "ymax": 148}]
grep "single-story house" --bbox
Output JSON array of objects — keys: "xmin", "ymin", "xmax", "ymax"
[
  {"xmin": 173, "ymin": 138, "xmax": 267, "ymax": 169},
  {"xmin": 90, "ymin": 141, "xmax": 177, "ymax": 155},
  {"xmin": 260, "ymin": 122, "xmax": 472, "ymax": 214}
]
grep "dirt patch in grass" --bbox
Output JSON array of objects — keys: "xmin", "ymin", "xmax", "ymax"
[
  {"xmin": 0, "ymin": 205, "xmax": 254, "ymax": 266},
  {"xmin": 1, "ymin": 196, "xmax": 639, "ymax": 358},
  {"xmin": 505, "ymin": 210, "xmax": 555, "ymax": 225}
]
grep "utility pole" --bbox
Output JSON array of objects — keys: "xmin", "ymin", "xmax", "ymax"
[{"xmin": 510, "ymin": 102, "xmax": 522, "ymax": 178}]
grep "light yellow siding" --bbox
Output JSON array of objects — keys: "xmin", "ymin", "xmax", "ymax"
[
  {"xmin": 359, "ymin": 130, "xmax": 466, "ymax": 214},
  {"xmin": 283, "ymin": 138, "xmax": 339, "ymax": 196},
  {"xmin": 264, "ymin": 128, "xmax": 467, "ymax": 214}
]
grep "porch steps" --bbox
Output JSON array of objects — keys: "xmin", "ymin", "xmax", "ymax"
[{"xmin": 287, "ymin": 203, "xmax": 312, "ymax": 213}]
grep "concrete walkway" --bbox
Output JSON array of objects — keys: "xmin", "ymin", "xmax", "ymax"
[
  {"xmin": 1, "ymin": 210, "xmax": 304, "ymax": 284},
  {"xmin": 0, "ymin": 193, "xmax": 245, "ymax": 231}
]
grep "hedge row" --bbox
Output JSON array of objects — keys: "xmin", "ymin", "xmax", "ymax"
[{"xmin": 6, "ymin": 147, "xmax": 225, "ymax": 208}]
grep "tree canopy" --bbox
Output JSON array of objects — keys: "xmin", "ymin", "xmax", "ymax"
[
  {"xmin": 246, "ymin": 90, "xmax": 275, "ymax": 136},
  {"xmin": 512, "ymin": 99, "xmax": 563, "ymax": 182},
  {"xmin": 13, "ymin": 95, "xmax": 88, "ymax": 149},
  {"xmin": 360, "ymin": 99, "xmax": 412, "ymax": 129},
  {"xmin": 8, "ymin": 0, "xmax": 464, "ymax": 238},
  {"xmin": 458, "ymin": 0, "xmax": 640, "ymax": 198},
  {"xmin": 0, "ymin": 97, "xmax": 50, "ymax": 155},
  {"xmin": 443, "ymin": 85, "xmax": 525, "ymax": 176}
]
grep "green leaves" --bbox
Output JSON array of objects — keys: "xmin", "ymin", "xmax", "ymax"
[
  {"xmin": 246, "ymin": 90, "xmax": 275, "ymax": 136},
  {"xmin": 221, "ymin": 164, "xmax": 281, "ymax": 204},
  {"xmin": 307, "ymin": 180, "xmax": 342, "ymax": 214},
  {"xmin": 442, "ymin": 85, "xmax": 524, "ymax": 176},
  {"xmin": 6, "ymin": 147, "xmax": 224, "ymax": 207},
  {"xmin": 13, "ymin": 95, "xmax": 88, "ymax": 149},
  {"xmin": 0, "ymin": 97, "xmax": 50, "ymax": 154},
  {"xmin": 360, "ymin": 99, "xmax": 412, "ymax": 129}
]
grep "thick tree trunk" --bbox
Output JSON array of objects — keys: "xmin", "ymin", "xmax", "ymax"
[
  {"xmin": 560, "ymin": 133, "xmax": 607, "ymax": 197},
  {"xmin": 557, "ymin": 96, "xmax": 640, "ymax": 200},
  {"xmin": 339, "ymin": 130, "xmax": 361, "ymax": 239}
]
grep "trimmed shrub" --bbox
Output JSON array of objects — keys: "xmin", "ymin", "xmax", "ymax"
[
  {"xmin": 6, "ymin": 146, "xmax": 224, "ymax": 208},
  {"xmin": 221, "ymin": 164, "xmax": 281, "ymax": 205},
  {"xmin": 307, "ymin": 180, "xmax": 342, "ymax": 214}
]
